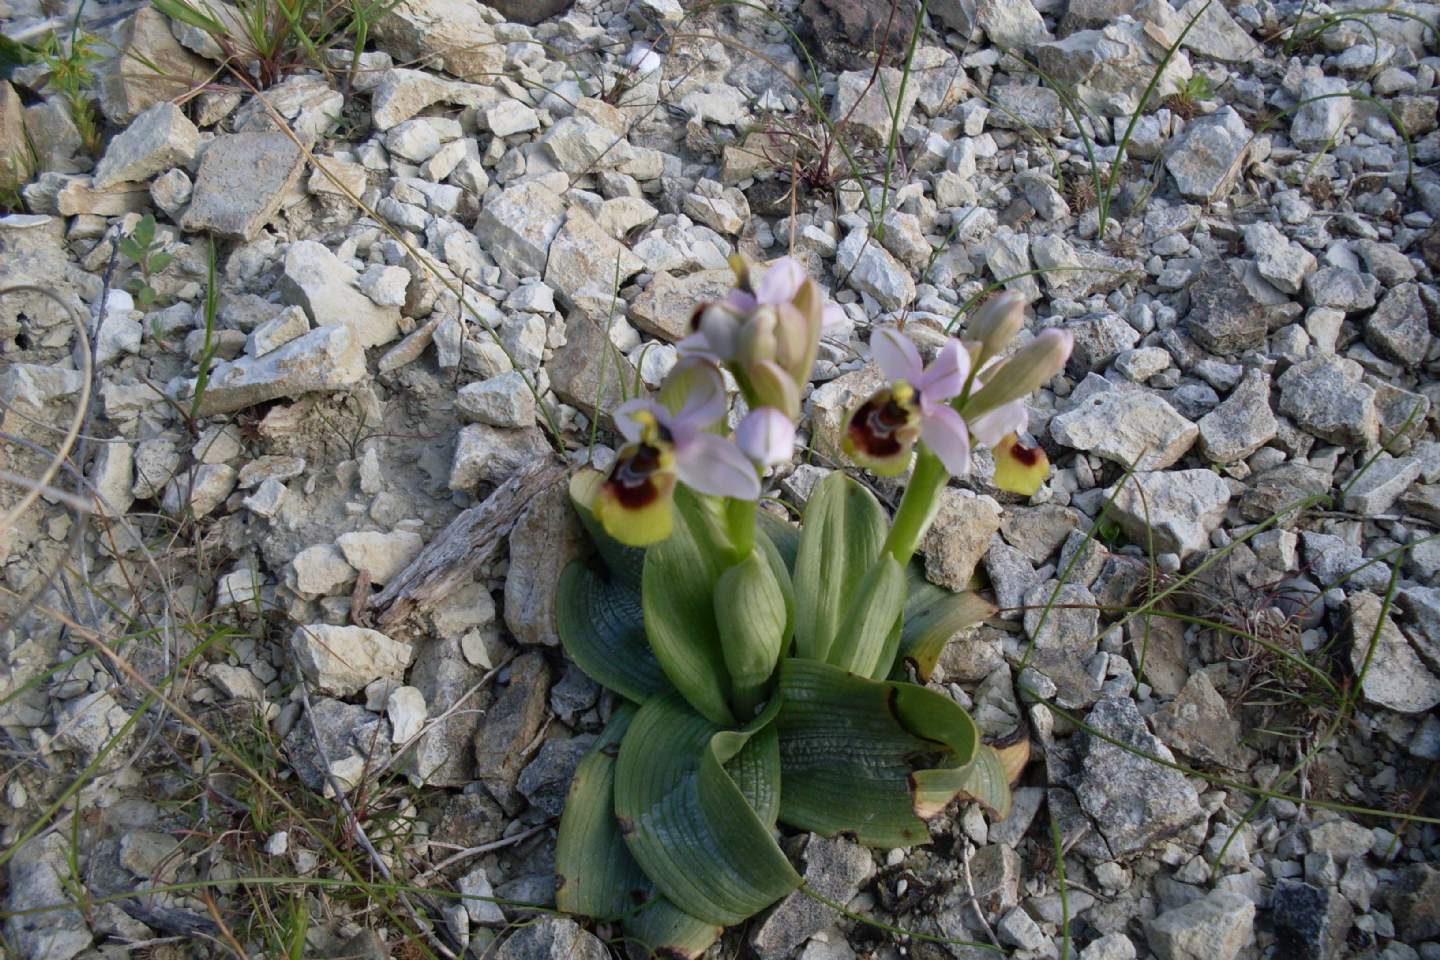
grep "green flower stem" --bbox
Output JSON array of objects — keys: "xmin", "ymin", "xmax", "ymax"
[
  {"xmin": 882, "ymin": 447, "xmax": 948, "ymax": 567},
  {"xmin": 725, "ymin": 496, "xmax": 757, "ymax": 564}
]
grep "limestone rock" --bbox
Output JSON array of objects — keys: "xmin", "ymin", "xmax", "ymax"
[
  {"xmin": 1197, "ymin": 369, "xmax": 1276, "ymax": 463},
  {"xmin": 1347, "ymin": 591, "xmax": 1440, "ymax": 714},
  {"xmin": 193, "ymin": 325, "xmax": 367, "ymax": 416},
  {"xmin": 373, "ymin": 0, "xmax": 505, "ymax": 83},
  {"xmin": 1146, "ymin": 889, "xmax": 1255, "ymax": 960},
  {"xmin": 95, "ymin": 8, "xmax": 213, "ymax": 125},
  {"xmin": 1106, "ymin": 469, "xmax": 1231, "ymax": 558},
  {"xmin": 1051, "ymin": 388, "xmax": 1197, "ymax": 470},
  {"xmin": 93, "ymin": 101, "xmax": 198, "ymax": 188},
  {"xmin": 1076, "ymin": 698, "xmax": 1204, "ymax": 857},
  {"xmin": 474, "ymin": 178, "xmax": 568, "ymax": 278},
  {"xmin": 182, "ymin": 133, "xmax": 305, "ymax": 241},
  {"xmin": 922, "ymin": 490, "xmax": 1004, "ymax": 590},
  {"xmin": 449, "ymin": 424, "xmax": 551, "ymax": 490},
  {"xmin": 279, "ymin": 240, "xmax": 402, "ymax": 348},
  {"xmin": 1165, "ymin": 107, "xmax": 1251, "ymax": 202},
  {"xmin": 1276, "ymin": 356, "xmax": 1379, "ymax": 447},
  {"xmin": 291, "ymin": 624, "xmax": 414, "ymax": 697}
]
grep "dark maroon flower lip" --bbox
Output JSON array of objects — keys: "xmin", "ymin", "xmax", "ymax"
[
  {"xmin": 606, "ymin": 443, "xmax": 665, "ymax": 508},
  {"xmin": 1007, "ymin": 443, "xmax": 1041, "ymax": 466},
  {"xmin": 846, "ymin": 393, "xmax": 912, "ymax": 459}
]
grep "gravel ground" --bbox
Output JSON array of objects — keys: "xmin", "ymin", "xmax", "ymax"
[{"xmin": 1, "ymin": 0, "xmax": 1439, "ymax": 957}]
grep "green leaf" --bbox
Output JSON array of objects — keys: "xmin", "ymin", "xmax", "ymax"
[
  {"xmin": 623, "ymin": 900, "xmax": 722, "ymax": 960},
  {"xmin": 555, "ymin": 705, "xmax": 724, "ymax": 960},
  {"xmin": 776, "ymin": 659, "xmax": 986, "ymax": 847},
  {"xmin": 757, "ymin": 509, "xmax": 799, "ymax": 570},
  {"xmin": 895, "ymin": 566, "xmax": 997, "ymax": 682},
  {"xmin": 615, "ymin": 692, "xmax": 799, "ymax": 925},
  {"xmin": 916, "ymin": 743, "xmax": 1013, "ymax": 820},
  {"xmin": 118, "ymin": 237, "xmax": 145, "ymax": 262},
  {"xmin": 792, "ymin": 473, "xmax": 888, "ymax": 661},
  {"xmin": 133, "ymin": 214, "xmax": 156, "ymax": 245},
  {"xmin": 148, "ymin": 251, "xmax": 173, "ymax": 273},
  {"xmin": 642, "ymin": 488, "xmax": 734, "ymax": 726},
  {"xmin": 555, "ymin": 705, "xmax": 648, "ymax": 920},
  {"xmin": 825, "ymin": 555, "xmax": 905, "ymax": 678},
  {"xmin": 556, "ymin": 560, "xmax": 669, "ymax": 705},
  {"xmin": 714, "ymin": 548, "xmax": 789, "ymax": 719}
]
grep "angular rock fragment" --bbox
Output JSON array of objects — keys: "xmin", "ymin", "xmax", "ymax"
[
  {"xmin": 290, "ymin": 624, "xmax": 414, "ymax": 697},
  {"xmin": 182, "ymin": 133, "xmax": 305, "ymax": 241},
  {"xmin": 193, "ymin": 325, "xmax": 367, "ymax": 416}
]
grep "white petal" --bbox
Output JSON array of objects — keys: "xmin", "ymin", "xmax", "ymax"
[
  {"xmin": 675, "ymin": 433, "xmax": 761, "ymax": 500},
  {"xmin": 872, "ymin": 327, "xmax": 924, "ymax": 384},
  {"xmin": 968, "ymin": 400, "xmax": 1029, "ymax": 448},
  {"xmin": 736, "ymin": 407, "xmax": 796, "ymax": 467},
  {"xmin": 921, "ymin": 404, "xmax": 972, "ymax": 477}
]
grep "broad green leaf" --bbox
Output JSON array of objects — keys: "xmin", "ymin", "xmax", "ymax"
[
  {"xmin": 895, "ymin": 566, "xmax": 997, "ymax": 681},
  {"xmin": 915, "ymin": 743, "xmax": 1012, "ymax": 820},
  {"xmin": 642, "ymin": 488, "xmax": 734, "ymax": 726},
  {"xmin": 792, "ymin": 473, "xmax": 888, "ymax": 661},
  {"xmin": 825, "ymin": 556, "xmax": 905, "ymax": 678},
  {"xmin": 556, "ymin": 561, "xmax": 669, "ymax": 705},
  {"xmin": 624, "ymin": 899, "xmax": 722, "ymax": 960},
  {"xmin": 776, "ymin": 659, "xmax": 987, "ymax": 847},
  {"xmin": 555, "ymin": 706, "xmax": 724, "ymax": 959},
  {"xmin": 615, "ymin": 692, "xmax": 799, "ymax": 925},
  {"xmin": 555, "ymin": 705, "xmax": 647, "ymax": 919},
  {"xmin": 757, "ymin": 509, "xmax": 799, "ymax": 570},
  {"xmin": 149, "ymin": 252, "xmax": 174, "ymax": 273},
  {"xmin": 714, "ymin": 548, "xmax": 788, "ymax": 720}
]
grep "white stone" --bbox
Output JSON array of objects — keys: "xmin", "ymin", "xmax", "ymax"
[
  {"xmin": 335, "ymin": 530, "xmax": 424, "ymax": 583},
  {"xmin": 93, "ymin": 101, "xmax": 199, "ymax": 188},
  {"xmin": 1106, "ymin": 470, "xmax": 1231, "ymax": 558},
  {"xmin": 193, "ymin": 325, "xmax": 368, "ymax": 416},
  {"xmin": 292, "ymin": 544, "xmax": 356, "ymax": 595},
  {"xmin": 484, "ymin": 99, "xmax": 540, "ymax": 137},
  {"xmin": 386, "ymin": 685, "xmax": 427, "ymax": 743},
  {"xmin": 1051, "ymin": 388, "xmax": 1198, "ymax": 470},
  {"xmin": 279, "ymin": 241, "xmax": 401, "ymax": 348},
  {"xmin": 456, "ymin": 371, "xmax": 536, "ymax": 427},
  {"xmin": 290, "ymin": 623, "xmax": 413, "ymax": 697},
  {"xmin": 245, "ymin": 305, "xmax": 310, "ymax": 357}
]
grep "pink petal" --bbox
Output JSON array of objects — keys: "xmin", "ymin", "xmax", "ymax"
[
  {"xmin": 676, "ymin": 331, "xmax": 720, "ymax": 364},
  {"xmin": 675, "ymin": 362, "xmax": 728, "ymax": 430},
  {"xmin": 872, "ymin": 327, "xmax": 925, "ymax": 384},
  {"xmin": 754, "ymin": 257, "xmax": 806, "ymax": 305},
  {"xmin": 697, "ymin": 305, "xmax": 743, "ymax": 361},
  {"xmin": 920, "ymin": 403, "xmax": 972, "ymax": 477},
  {"xmin": 736, "ymin": 407, "xmax": 796, "ymax": 467},
  {"xmin": 914, "ymin": 338, "xmax": 970, "ymax": 402},
  {"xmin": 614, "ymin": 398, "xmax": 668, "ymax": 444},
  {"xmin": 675, "ymin": 433, "xmax": 761, "ymax": 500},
  {"xmin": 968, "ymin": 400, "xmax": 1029, "ymax": 448},
  {"xmin": 722, "ymin": 289, "xmax": 758, "ymax": 314},
  {"xmin": 822, "ymin": 303, "xmax": 847, "ymax": 333}
]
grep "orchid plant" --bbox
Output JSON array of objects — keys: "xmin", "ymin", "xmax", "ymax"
[{"xmin": 554, "ymin": 258, "xmax": 1073, "ymax": 957}]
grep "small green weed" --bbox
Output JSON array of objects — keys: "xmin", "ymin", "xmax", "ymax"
[
  {"xmin": 117, "ymin": 214, "xmax": 174, "ymax": 309},
  {"xmin": 1165, "ymin": 73, "xmax": 1214, "ymax": 119},
  {"xmin": 36, "ymin": 27, "xmax": 104, "ymax": 155}
]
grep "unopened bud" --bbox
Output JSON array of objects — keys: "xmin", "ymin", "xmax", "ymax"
[
  {"xmin": 959, "ymin": 328, "xmax": 1073, "ymax": 420},
  {"xmin": 967, "ymin": 291, "xmax": 1027, "ymax": 365}
]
